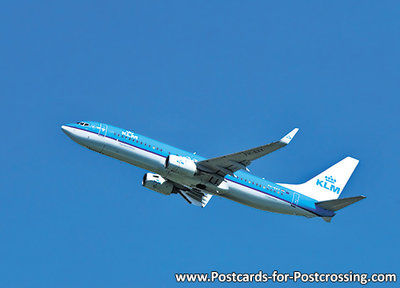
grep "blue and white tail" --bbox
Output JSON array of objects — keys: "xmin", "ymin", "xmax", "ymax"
[{"xmin": 279, "ymin": 157, "xmax": 359, "ymax": 202}]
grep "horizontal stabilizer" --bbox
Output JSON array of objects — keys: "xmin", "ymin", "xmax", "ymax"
[
  {"xmin": 322, "ymin": 217, "xmax": 333, "ymax": 223},
  {"xmin": 316, "ymin": 196, "xmax": 366, "ymax": 212}
]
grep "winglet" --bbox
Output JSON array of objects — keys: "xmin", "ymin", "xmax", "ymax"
[{"xmin": 280, "ymin": 128, "xmax": 299, "ymax": 144}]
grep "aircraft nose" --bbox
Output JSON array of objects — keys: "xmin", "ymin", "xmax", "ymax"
[{"xmin": 61, "ymin": 125, "xmax": 74, "ymax": 138}]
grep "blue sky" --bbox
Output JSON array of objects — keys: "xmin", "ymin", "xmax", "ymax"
[{"xmin": 1, "ymin": 1, "xmax": 399, "ymax": 287}]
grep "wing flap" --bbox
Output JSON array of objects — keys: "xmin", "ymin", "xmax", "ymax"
[{"xmin": 178, "ymin": 189, "xmax": 213, "ymax": 208}]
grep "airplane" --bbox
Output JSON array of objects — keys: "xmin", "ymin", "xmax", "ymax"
[{"xmin": 61, "ymin": 121, "xmax": 365, "ymax": 222}]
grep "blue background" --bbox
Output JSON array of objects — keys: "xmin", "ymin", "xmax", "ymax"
[{"xmin": 1, "ymin": 1, "xmax": 399, "ymax": 287}]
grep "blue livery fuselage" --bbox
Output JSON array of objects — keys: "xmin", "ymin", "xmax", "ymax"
[{"xmin": 62, "ymin": 121, "xmax": 337, "ymax": 219}]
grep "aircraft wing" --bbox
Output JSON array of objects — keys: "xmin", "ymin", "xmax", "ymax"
[{"xmin": 197, "ymin": 128, "xmax": 299, "ymax": 179}]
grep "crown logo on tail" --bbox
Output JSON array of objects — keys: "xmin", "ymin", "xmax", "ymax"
[{"xmin": 325, "ymin": 176, "xmax": 336, "ymax": 184}]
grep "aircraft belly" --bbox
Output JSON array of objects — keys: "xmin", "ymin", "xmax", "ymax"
[
  {"xmin": 86, "ymin": 133, "xmax": 105, "ymax": 152},
  {"xmin": 224, "ymin": 180, "xmax": 308, "ymax": 216},
  {"xmin": 97, "ymin": 136, "xmax": 314, "ymax": 218},
  {"xmin": 102, "ymin": 137, "xmax": 165, "ymax": 173}
]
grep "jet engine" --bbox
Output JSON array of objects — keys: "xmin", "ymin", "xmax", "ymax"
[
  {"xmin": 165, "ymin": 155, "xmax": 197, "ymax": 177},
  {"xmin": 142, "ymin": 173, "xmax": 175, "ymax": 195}
]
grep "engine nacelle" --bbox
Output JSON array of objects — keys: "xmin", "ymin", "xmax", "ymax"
[
  {"xmin": 142, "ymin": 173, "xmax": 175, "ymax": 195},
  {"xmin": 165, "ymin": 155, "xmax": 197, "ymax": 177}
]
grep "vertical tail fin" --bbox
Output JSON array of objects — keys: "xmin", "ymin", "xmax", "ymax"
[{"xmin": 279, "ymin": 157, "xmax": 359, "ymax": 202}]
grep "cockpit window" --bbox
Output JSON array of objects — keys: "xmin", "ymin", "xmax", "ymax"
[{"xmin": 77, "ymin": 122, "xmax": 89, "ymax": 126}]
